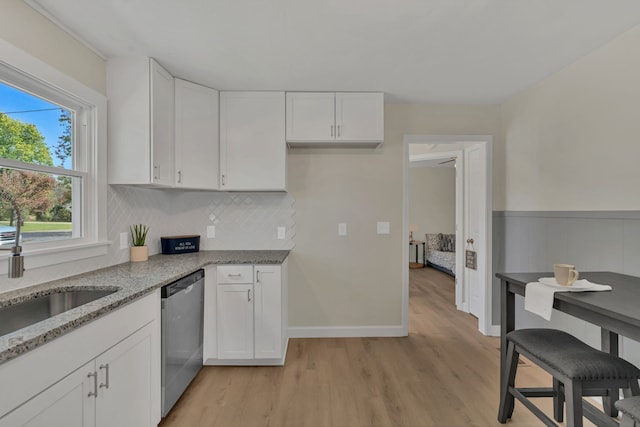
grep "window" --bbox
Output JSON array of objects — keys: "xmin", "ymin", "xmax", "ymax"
[
  {"xmin": 0, "ymin": 80, "xmax": 85, "ymax": 246},
  {"xmin": 0, "ymin": 43, "xmax": 107, "ymax": 269}
]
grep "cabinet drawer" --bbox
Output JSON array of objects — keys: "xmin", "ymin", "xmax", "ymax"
[{"xmin": 217, "ymin": 265, "xmax": 254, "ymax": 284}]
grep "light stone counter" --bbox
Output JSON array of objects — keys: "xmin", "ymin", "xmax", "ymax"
[{"xmin": 0, "ymin": 250, "xmax": 289, "ymax": 365}]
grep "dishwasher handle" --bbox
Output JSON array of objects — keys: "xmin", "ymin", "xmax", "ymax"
[{"xmin": 161, "ymin": 269, "xmax": 205, "ymax": 298}]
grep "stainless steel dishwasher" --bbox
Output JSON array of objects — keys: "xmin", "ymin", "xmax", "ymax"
[{"xmin": 161, "ymin": 269, "xmax": 204, "ymax": 417}]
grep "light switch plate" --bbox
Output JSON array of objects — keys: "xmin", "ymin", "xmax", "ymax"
[
  {"xmin": 120, "ymin": 232, "xmax": 128, "ymax": 249},
  {"xmin": 377, "ymin": 221, "xmax": 390, "ymax": 235},
  {"xmin": 338, "ymin": 223, "xmax": 347, "ymax": 236},
  {"xmin": 207, "ymin": 225, "xmax": 215, "ymax": 238},
  {"xmin": 277, "ymin": 226, "xmax": 286, "ymax": 240}
]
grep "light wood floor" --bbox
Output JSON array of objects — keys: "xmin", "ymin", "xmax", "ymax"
[{"xmin": 159, "ymin": 267, "xmax": 594, "ymax": 427}]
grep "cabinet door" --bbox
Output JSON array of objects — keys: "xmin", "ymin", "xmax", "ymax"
[
  {"xmin": 254, "ymin": 266, "xmax": 282, "ymax": 359},
  {"xmin": 0, "ymin": 361, "xmax": 96, "ymax": 427},
  {"xmin": 335, "ymin": 92, "xmax": 384, "ymax": 142},
  {"xmin": 175, "ymin": 79, "xmax": 219, "ymax": 190},
  {"xmin": 285, "ymin": 92, "xmax": 335, "ymax": 141},
  {"xmin": 95, "ymin": 324, "xmax": 154, "ymax": 427},
  {"xmin": 217, "ymin": 284, "xmax": 254, "ymax": 359},
  {"xmin": 150, "ymin": 59, "xmax": 175, "ymax": 186},
  {"xmin": 219, "ymin": 92, "xmax": 286, "ymax": 191},
  {"xmin": 107, "ymin": 57, "xmax": 152, "ymax": 185}
]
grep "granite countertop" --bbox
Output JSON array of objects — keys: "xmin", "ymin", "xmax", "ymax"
[{"xmin": 0, "ymin": 250, "xmax": 289, "ymax": 365}]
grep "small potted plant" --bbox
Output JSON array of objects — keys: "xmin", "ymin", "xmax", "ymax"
[{"xmin": 130, "ymin": 224, "xmax": 149, "ymax": 262}]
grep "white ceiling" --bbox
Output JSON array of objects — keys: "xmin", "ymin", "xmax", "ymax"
[{"xmin": 28, "ymin": 0, "xmax": 640, "ymax": 104}]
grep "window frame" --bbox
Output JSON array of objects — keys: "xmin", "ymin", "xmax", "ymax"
[{"xmin": 0, "ymin": 39, "xmax": 108, "ymax": 275}]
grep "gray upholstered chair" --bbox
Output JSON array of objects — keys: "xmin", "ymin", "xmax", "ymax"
[
  {"xmin": 498, "ymin": 328, "xmax": 640, "ymax": 427},
  {"xmin": 617, "ymin": 396, "xmax": 640, "ymax": 427}
]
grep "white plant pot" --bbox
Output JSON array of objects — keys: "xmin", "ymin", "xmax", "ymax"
[{"xmin": 130, "ymin": 245, "xmax": 148, "ymax": 262}]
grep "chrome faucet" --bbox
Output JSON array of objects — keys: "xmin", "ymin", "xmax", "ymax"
[{"xmin": 0, "ymin": 190, "xmax": 24, "ymax": 278}]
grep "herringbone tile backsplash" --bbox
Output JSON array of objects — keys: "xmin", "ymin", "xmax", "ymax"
[{"xmin": 0, "ymin": 186, "xmax": 295, "ymax": 291}]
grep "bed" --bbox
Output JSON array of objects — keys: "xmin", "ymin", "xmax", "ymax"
[{"xmin": 425, "ymin": 233, "xmax": 456, "ymax": 276}]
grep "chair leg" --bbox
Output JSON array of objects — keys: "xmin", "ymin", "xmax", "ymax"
[
  {"xmin": 553, "ymin": 377, "xmax": 564, "ymax": 422},
  {"xmin": 630, "ymin": 379, "xmax": 640, "ymax": 396},
  {"xmin": 565, "ymin": 380, "xmax": 583, "ymax": 427},
  {"xmin": 498, "ymin": 341, "xmax": 519, "ymax": 423}
]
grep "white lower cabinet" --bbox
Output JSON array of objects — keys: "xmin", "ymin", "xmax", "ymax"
[
  {"xmin": 0, "ymin": 360, "xmax": 95, "ymax": 427},
  {"xmin": 206, "ymin": 261, "xmax": 288, "ymax": 365},
  {"xmin": 1, "ymin": 324, "xmax": 153, "ymax": 427},
  {"xmin": 217, "ymin": 283, "xmax": 254, "ymax": 359},
  {"xmin": 95, "ymin": 324, "xmax": 153, "ymax": 427},
  {"xmin": 253, "ymin": 266, "xmax": 282, "ymax": 359},
  {"xmin": 0, "ymin": 291, "xmax": 160, "ymax": 427}
]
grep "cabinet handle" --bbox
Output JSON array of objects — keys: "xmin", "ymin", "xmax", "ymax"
[
  {"xmin": 153, "ymin": 165, "xmax": 159, "ymax": 180},
  {"xmin": 177, "ymin": 170, "xmax": 182, "ymax": 184},
  {"xmin": 337, "ymin": 125, "xmax": 341, "ymax": 137},
  {"xmin": 227, "ymin": 273, "xmax": 242, "ymax": 278},
  {"xmin": 331, "ymin": 124, "xmax": 334, "ymax": 137},
  {"xmin": 256, "ymin": 270, "xmax": 260, "ymax": 283},
  {"xmin": 221, "ymin": 174, "xmax": 226, "ymax": 186},
  {"xmin": 99, "ymin": 364, "xmax": 110, "ymax": 389},
  {"xmin": 87, "ymin": 371, "xmax": 98, "ymax": 398},
  {"xmin": 247, "ymin": 289, "xmax": 251, "ymax": 302}
]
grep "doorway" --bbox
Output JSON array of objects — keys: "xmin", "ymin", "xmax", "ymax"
[
  {"xmin": 408, "ymin": 149, "xmax": 462, "ymax": 304},
  {"xmin": 402, "ymin": 135, "xmax": 494, "ymax": 336}
]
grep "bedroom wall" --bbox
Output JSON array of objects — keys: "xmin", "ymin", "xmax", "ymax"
[{"xmin": 408, "ymin": 166, "xmax": 456, "ymax": 244}]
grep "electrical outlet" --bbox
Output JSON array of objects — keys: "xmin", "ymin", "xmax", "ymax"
[
  {"xmin": 338, "ymin": 223, "xmax": 347, "ymax": 236},
  {"xmin": 277, "ymin": 226, "xmax": 286, "ymax": 240},
  {"xmin": 207, "ymin": 225, "xmax": 215, "ymax": 238},
  {"xmin": 120, "ymin": 232, "xmax": 128, "ymax": 249}
]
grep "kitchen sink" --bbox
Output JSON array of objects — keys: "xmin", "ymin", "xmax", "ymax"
[{"xmin": 0, "ymin": 288, "xmax": 118, "ymax": 337}]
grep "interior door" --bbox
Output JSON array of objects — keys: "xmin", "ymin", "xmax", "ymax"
[{"xmin": 465, "ymin": 145, "xmax": 486, "ymax": 319}]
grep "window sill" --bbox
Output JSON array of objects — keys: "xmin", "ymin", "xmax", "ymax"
[{"xmin": 0, "ymin": 241, "xmax": 111, "ymax": 276}]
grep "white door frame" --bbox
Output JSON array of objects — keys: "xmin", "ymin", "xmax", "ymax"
[{"xmin": 402, "ymin": 134, "xmax": 494, "ymax": 336}]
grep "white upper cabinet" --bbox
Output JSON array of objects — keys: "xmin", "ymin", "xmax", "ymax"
[
  {"xmin": 108, "ymin": 57, "xmax": 175, "ymax": 186},
  {"xmin": 219, "ymin": 92, "xmax": 287, "ymax": 191},
  {"xmin": 286, "ymin": 92, "xmax": 384, "ymax": 146},
  {"xmin": 174, "ymin": 79, "xmax": 220, "ymax": 190},
  {"xmin": 285, "ymin": 92, "xmax": 335, "ymax": 141},
  {"xmin": 335, "ymin": 93, "xmax": 384, "ymax": 142}
]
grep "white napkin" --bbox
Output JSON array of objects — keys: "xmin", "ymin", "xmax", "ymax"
[{"xmin": 524, "ymin": 278, "xmax": 612, "ymax": 321}]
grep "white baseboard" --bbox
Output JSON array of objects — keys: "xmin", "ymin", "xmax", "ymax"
[
  {"xmin": 204, "ymin": 338, "xmax": 289, "ymax": 366},
  {"xmin": 288, "ymin": 325, "xmax": 407, "ymax": 338},
  {"xmin": 486, "ymin": 324, "xmax": 501, "ymax": 337}
]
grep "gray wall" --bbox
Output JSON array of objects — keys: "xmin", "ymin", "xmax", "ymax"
[{"xmin": 493, "ymin": 210, "xmax": 640, "ymax": 365}]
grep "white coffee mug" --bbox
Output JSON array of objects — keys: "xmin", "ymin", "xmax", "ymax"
[{"xmin": 554, "ymin": 263, "xmax": 579, "ymax": 286}]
